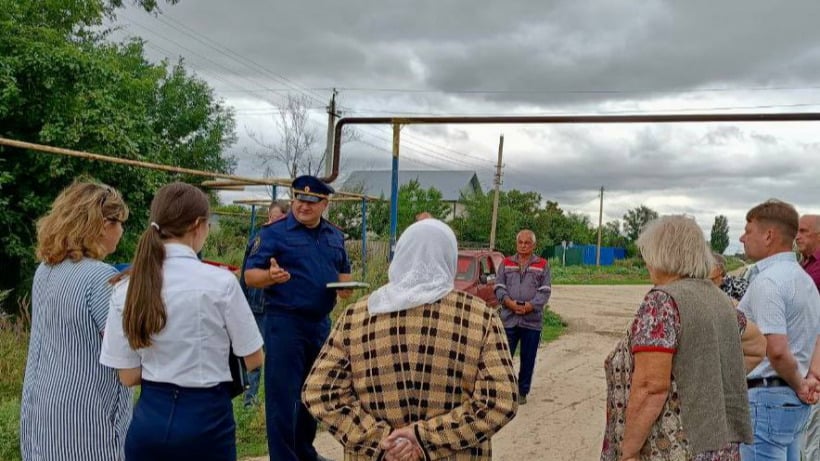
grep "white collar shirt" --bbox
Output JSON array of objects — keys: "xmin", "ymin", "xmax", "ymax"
[
  {"xmin": 739, "ymin": 251, "xmax": 820, "ymax": 379},
  {"xmin": 100, "ymin": 243, "xmax": 263, "ymax": 387}
]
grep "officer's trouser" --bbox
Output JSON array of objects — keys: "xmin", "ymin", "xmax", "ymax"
[{"xmin": 264, "ymin": 311, "xmax": 330, "ymax": 461}]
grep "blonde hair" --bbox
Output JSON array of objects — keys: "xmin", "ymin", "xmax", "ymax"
[
  {"xmin": 36, "ymin": 181, "xmax": 129, "ymax": 265},
  {"xmin": 637, "ymin": 215, "xmax": 712, "ymax": 279}
]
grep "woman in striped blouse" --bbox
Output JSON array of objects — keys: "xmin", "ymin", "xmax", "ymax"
[{"xmin": 20, "ymin": 182, "xmax": 132, "ymax": 461}]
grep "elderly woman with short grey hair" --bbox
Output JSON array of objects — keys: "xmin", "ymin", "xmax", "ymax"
[
  {"xmin": 709, "ymin": 252, "xmax": 749, "ymax": 303},
  {"xmin": 601, "ymin": 215, "xmax": 753, "ymax": 461}
]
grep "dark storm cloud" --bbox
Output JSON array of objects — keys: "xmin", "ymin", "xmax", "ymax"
[
  {"xmin": 120, "ymin": 1, "xmax": 820, "ymax": 106},
  {"xmin": 110, "ymin": 0, "xmax": 820, "ymax": 250}
]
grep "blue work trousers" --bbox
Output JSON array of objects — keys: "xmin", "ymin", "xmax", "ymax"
[
  {"xmin": 740, "ymin": 386, "xmax": 811, "ymax": 461},
  {"xmin": 264, "ymin": 311, "xmax": 330, "ymax": 461},
  {"xmin": 504, "ymin": 326, "xmax": 541, "ymax": 397},
  {"xmin": 124, "ymin": 380, "xmax": 235, "ymax": 461}
]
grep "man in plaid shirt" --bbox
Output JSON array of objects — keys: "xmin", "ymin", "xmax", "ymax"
[{"xmin": 494, "ymin": 229, "xmax": 552, "ymax": 405}]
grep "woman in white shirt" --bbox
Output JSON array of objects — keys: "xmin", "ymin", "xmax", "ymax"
[{"xmin": 100, "ymin": 182, "xmax": 264, "ymax": 461}]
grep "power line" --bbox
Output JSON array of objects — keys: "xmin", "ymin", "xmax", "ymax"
[
  {"xmin": 207, "ymin": 84, "xmax": 820, "ymax": 96},
  {"xmin": 124, "ymin": 14, "xmax": 563, "ymax": 180},
  {"xmin": 157, "ymin": 15, "xmax": 328, "ymax": 106},
  {"xmin": 323, "ymin": 85, "xmax": 820, "ymax": 95},
  {"xmin": 130, "ymin": 15, "xmax": 506, "ymax": 168},
  {"xmin": 354, "ymin": 128, "xmax": 496, "ymax": 172},
  {"xmin": 125, "ymin": 18, "xmax": 288, "ymax": 107}
]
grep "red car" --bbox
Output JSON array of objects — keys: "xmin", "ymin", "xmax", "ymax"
[{"xmin": 454, "ymin": 249, "xmax": 505, "ymax": 306}]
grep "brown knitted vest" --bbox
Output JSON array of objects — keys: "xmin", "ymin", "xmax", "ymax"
[{"xmin": 656, "ymin": 278, "xmax": 753, "ymax": 453}]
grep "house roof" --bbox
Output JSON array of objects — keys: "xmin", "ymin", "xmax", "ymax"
[{"xmin": 341, "ymin": 170, "xmax": 482, "ymax": 201}]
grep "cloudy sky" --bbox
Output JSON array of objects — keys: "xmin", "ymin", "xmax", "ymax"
[{"xmin": 110, "ymin": 1, "xmax": 820, "ymax": 253}]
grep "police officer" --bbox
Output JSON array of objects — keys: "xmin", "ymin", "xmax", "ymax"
[{"xmin": 244, "ymin": 175, "xmax": 352, "ymax": 461}]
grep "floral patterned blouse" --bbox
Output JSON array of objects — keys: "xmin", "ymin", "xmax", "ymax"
[
  {"xmin": 720, "ymin": 275, "xmax": 748, "ymax": 302},
  {"xmin": 601, "ymin": 290, "xmax": 747, "ymax": 461}
]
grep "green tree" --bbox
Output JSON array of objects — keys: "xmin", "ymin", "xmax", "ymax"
[
  {"xmin": 454, "ymin": 189, "xmax": 574, "ymax": 255},
  {"xmin": 327, "ymin": 183, "xmax": 371, "ymax": 240},
  {"xmin": 0, "ymin": 0, "xmax": 236, "ymax": 306},
  {"xmin": 368, "ymin": 180, "xmax": 450, "ymax": 237},
  {"xmin": 601, "ymin": 220, "xmax": 628, "ymax": 247},
  {"xmin": 622, "ymin": 205, "xmax": 659, "ymax": 241},
  {"xmin": 453, "ymin": 190, "xmax": 520, "ymax": 252},
  {"xmin": 710, "ymin": 215, "xmax": 730, "ymax": 254}
]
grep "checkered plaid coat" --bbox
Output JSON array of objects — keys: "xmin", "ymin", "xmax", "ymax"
[{"xmin": 302, "ymin": 290, "xmax": 519, "ymax": 460}]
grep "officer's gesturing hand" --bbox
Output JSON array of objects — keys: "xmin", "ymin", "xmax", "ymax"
[{"xmin": 268, "ymin": 257, "xmax": 291, "ymax": 284}]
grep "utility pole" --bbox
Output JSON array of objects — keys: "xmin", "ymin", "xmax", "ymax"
[
  {"xmin": 596, "ymin": 186, "xmax": 604, "ymax": 267},
  {"xmin": 323, "ymin": 88, "xmax": 338, "ymax": 178},
  {"xmin": 489, "ymin": 134, "xmax": 504, "ymax": 250}
]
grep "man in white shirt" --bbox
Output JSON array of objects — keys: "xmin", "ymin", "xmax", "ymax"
[{"xmin": 738, "ymin": 199, "xmax": 820, "ymax": 461}]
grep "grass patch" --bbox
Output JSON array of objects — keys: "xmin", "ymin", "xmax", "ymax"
[
  {"xmin": 0, "ymin": 398, "xmax": 21, "ymax": 461},
  {"xmin": 551, "ymin": 258, "xmax": 650, "ymax": 285},
  {"xmin": 541, "ymin": 308, "xmax": 567, "ymax": 343},
  {"xmin": 0, "ymin": 295, "xmax": 29, "ymax": 461},
  {"xmin": 234, "ymin": 394, "xmax": 268, "ymax": 459}
]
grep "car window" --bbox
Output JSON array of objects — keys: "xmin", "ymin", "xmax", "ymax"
[
  {"xmin": 456, "ymin": 255, "xmax": 476, "ymax": 281},
  {"xmin": 490, "ymin": 254, "xmax": 503, "ymax": 273},
  {"xmin": 485, "ymin": 257, "xmax": 495, "ymax": 275},
  {"xmin": 480, "ymin": 257, "xmax": 491, "ymax": 275}
]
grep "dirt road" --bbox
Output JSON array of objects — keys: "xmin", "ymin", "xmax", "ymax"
[{"xmin": 258, "ymin": 284, "xmax": 652, "ymax": 460}]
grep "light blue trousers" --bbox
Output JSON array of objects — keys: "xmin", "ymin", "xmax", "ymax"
[{"xmin": 740, "ymin": 386, "xmax": 810, "ymax": 461}]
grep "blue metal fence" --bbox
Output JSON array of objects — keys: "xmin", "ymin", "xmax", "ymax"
[{"xmin": 551, "ymin": 244, "xmax": 627, "ymax": 266}]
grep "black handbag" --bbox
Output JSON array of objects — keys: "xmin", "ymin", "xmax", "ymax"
[{"xmin": 228, "ymin": 350, "xmax": 249, "ymax": 399}]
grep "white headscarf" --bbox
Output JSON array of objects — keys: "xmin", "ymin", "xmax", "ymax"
[{"xmin": 367, "ymin": 219, "xmax": 458, "ymax": 315}]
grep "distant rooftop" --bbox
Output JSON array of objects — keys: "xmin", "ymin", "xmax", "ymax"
[{"xmin": 341, "ymin": 170, "xmax": 482, "ymax": 201}]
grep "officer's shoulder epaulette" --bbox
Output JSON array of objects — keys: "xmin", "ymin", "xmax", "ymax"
[{"xmin": 324, "ymin": 218, "xmax": 345, "ymax": 233}]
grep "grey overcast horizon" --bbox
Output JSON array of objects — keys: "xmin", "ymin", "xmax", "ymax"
[{"xmin": 110, "ymin": 1, "xmax": 820, "ymax": 254}]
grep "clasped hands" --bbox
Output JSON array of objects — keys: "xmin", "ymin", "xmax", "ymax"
[
  {"xmin": 379, "ymin": 427, "xmax": 424, "ymax": 461},
  {"xmin": 504, "ymin": 298, "xmax": 533, "ymax": 315},
  {"xmin": 797, "ymin": 372, "xmax": 820, "ymax": 404}
]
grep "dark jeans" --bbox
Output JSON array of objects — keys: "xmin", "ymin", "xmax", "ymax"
[
  {"xmin": 264, "ymin": 312, "xmax": 330, "ymax": 461},
  {"xmin": 243, "ymin": 313, "xmax": 266, "ymax": 406},
  {"xmin": 504, "ymin": 326, "xmax": 541, "ymax": 396},
  {"xmin": 125, "ymin": 380, "xmax": 235, "ymax": 461}
]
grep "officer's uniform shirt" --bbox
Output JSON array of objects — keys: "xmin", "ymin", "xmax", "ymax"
[
  {"xmin": 245, "ymin": 212, "xmax": 351, "ymax": 319},
  {"xmin": 101, "ymin": 243, "xmax": 264, "ymax": 387}
]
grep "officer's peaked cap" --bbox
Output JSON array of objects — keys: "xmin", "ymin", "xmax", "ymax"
[{"xmin": 292, "ymin": 175, "xmax": 334, "ymax": 203}]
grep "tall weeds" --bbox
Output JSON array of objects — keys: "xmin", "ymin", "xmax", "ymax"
[{"xmin": 0, "ymin": 294, "xmax": 31, "ymax": 461}]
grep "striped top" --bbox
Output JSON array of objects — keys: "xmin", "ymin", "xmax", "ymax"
[{"xmin": 20, "ymin": 259, "xmax": 133, "ymax": 461}]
